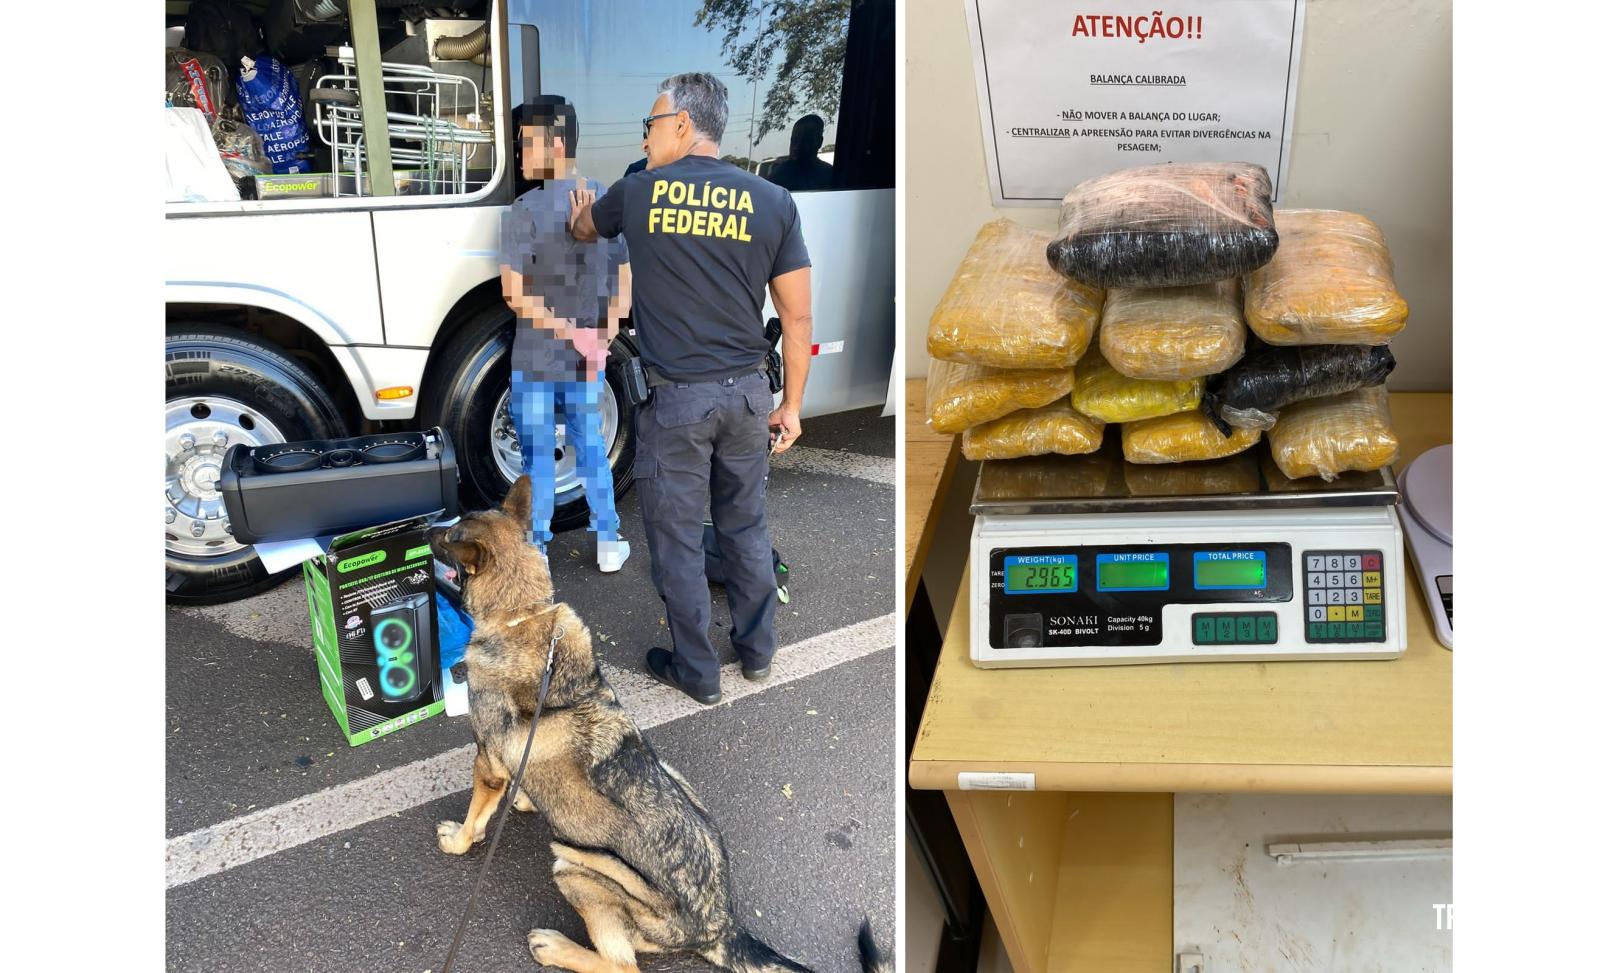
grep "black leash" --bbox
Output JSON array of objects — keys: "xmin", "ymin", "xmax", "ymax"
[{"xmin": 440, "ymin": 622, "xmax": 564, "ymax": 973}]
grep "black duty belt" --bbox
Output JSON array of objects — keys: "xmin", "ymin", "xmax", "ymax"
[{"xmin": 644, "ymin": 359, "xmax": 768, "ymax": 389}]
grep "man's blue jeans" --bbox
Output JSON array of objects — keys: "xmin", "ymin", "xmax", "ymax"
[{"xmin": 507, "ymin": 372, "xmax": 619, "ymax": 548}]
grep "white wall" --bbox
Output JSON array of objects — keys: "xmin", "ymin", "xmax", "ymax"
[{"xmin": 907, "ymin": 0, "xmax": 1452, "ymax": 390}]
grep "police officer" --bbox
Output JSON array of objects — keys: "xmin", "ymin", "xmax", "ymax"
[{"xmin": 570, "ymin": 72, "xmax": 813, "ymax": 705}]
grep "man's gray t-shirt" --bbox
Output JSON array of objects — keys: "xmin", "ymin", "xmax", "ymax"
[
  {"xmin": 500, "ymin": 178, "xmax": 629, "ymax": 383},
  {"xmin": 590, "ymin": 155, "xmax": 809, "ymax": 382}
]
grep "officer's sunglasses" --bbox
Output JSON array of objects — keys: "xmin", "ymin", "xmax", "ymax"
[{"xmin": 642, "ymin": 110, "xmax": 681, "ymax": 140}]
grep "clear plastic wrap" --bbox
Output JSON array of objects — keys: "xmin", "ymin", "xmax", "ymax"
[
  {"xmin": 925, "ymin": 358, "xmax": 1076, "ymax": 434},
  {"xmin": 1070, "ymin": 345, "xmax": 1203, "ymax": 424},
  {"xmin": 1122, "ymin": 450, "xmax": 1260, "ymax": 497},
  {"xmin": 961, "ymin": 400, "xmax": 1105, "ymax": 461},
  {"xmin": 1122, "ymin": 410, "xmax": 1261, "ymax": 464},
  {"xmin": 1244, "ymin": 209, "xmax": 1409, "ymax": 345},
  {"xmin": 1045, "ymin": 162, "xmax": 1279, "ymax": 288},
  {"xmin": 976, "ymin": 451, "xmax": 1126, "ymax": 500},
  {"xmin": 210, "ymin": 117, "xmax": 270, "ymax": 182},
  {"xmin": 1267, "ymin": 387, "xmax": 1399, "ymax": 481},
  {"xmin": 1098, "ymin": 279, "xmax": 1247, "ymax": 381},
  {"xmin": 927, "ymin": 219, "xmax": 1104, "ymax": 369},
  {"xmin": 1201, "ymin": 344, "xmax": 1396, "ymax": 436}
]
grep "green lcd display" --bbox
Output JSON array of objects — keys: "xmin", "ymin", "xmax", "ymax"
[
  {"xmin": 1096, "ymin": 555, "xmax": 1170, "ymax": 591},
  {"xmin": 1005, "ymin": 561, "xmax": 1075, "ymax": 592},
  {"xmin": 1194, "ymin": 559, "xmax": 1266, "ymax": 588}
]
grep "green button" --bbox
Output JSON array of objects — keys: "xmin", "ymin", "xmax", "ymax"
[
  {"xmin": 1257, "ymin": 614, "xmax": 1277, "ymax": 643},
  {"xmin": 1310, "ymin": 622, "xmax": 1327, "ymax": 639},
  {"xmin": 1365, "ymin": 622, "xmax": 1385, "ymax": 639},
  {"xmin": 1216, "ymin": 616, "xmax": 1236, "ymax": 642},
  {"xmin": 1365, "ymin": 604, "xmax": 1383, "ymax": 623},
  {"xmin": 1328, "ymin": 622, "xmax": 1345, "ymax": 639},
  {"xmin": 1236, "ymin": 616, "xmax": 1256, "ymax": 642},
  {"xmin": 1194, "ymin": 616, "xmax": 1215, "ymax": 644}
]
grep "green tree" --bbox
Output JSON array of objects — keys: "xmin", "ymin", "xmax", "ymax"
[{"xmin": 695, "ymin": 0, "xmax": 850, "ymax": 143}]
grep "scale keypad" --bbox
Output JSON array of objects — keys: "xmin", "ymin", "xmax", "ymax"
[{"xmin": 1304, "ymin": 551, "xmax": 1385, "ymax": 643}]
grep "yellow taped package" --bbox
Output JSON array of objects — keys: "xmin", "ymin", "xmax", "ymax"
[
  {"xmin": 1122, "ymin": 410, "xmax": 1261, "ymax": 464},
  {"xmin": 962, "ymin": 400, "xmax": 1105, "ymax": 461},
  {"xmin": 1070, "ymin": 346, "xmax": 1203, "ymax": 423},
  {"xmin": 1267, "ymin": 386, "xmax": 1399, "ymax": 481},
  {"xmin": 927, "ymin": 219, "xmax": 1103, "ymax": 368},
  {"xmin": 1099, "ymin": 279, "xmax": 1246, "ymax": 381},
  {"xmin": 925, "ymin": 358, "xmax": 1075, "ymax": 434},
  {"xmin": 1244, "ymin": 209, "xmax": 1409, "ymax": 345}
]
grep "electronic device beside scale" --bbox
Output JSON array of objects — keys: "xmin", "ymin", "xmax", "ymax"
[
  {"xmin": 1397, "ymin": 445, "xmax": 1451, "ymax": 649},
  {"xmin": 968, "ymin": 447, "xmax": 1408, "ymax": 667}
]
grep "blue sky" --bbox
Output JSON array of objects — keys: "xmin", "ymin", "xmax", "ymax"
[{"xmin": 514, "ymin": 0, "xmax": 841, "ymax": 183}]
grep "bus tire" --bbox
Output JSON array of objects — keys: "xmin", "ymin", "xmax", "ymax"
[
  {"xmin": 419, "ymin": 303, "xmax": 638, "ymax": 528},
  {"xmin": 165, "ymin": 326, "xmax": 349, "ymax": 605}
]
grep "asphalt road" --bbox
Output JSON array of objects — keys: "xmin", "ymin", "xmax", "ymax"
[{"xmin": 166, "ymin": 407, "xmax": 896, "ymax": 973}]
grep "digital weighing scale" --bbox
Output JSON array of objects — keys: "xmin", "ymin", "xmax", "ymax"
[{"xmin": 969, "ymin": 445, "xmax": 1408, "ymax": 667}]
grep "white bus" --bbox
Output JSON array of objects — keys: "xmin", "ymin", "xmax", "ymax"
[{"xmin": 165, "ymin": 0, "xmax": 894, "ymax": 602}]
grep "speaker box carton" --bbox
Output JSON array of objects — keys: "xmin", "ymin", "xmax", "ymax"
[{"xmin": 304, "ymin": 511, "xmax": 446, "ymax": 746}]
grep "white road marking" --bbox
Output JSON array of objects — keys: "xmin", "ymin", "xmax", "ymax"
[
  {"xmin": 165, "ymin": 613, "xmax": 894, "ymax": 889},
  {"xmin": 770, "ymin": 445, "xmax": 894, "ymax": 486}
]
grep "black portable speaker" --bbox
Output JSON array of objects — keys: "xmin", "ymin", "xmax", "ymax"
[
  {"xmin": 219, "ymin": 428, "xmax": 458, "ymax": 544},
  {"xmin": 369, "ymin": 592, "xmax": 438, "ymax": 705}
]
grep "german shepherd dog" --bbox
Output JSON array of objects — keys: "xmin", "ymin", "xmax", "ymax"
[{"xmin": 430, "ymin": 477, "xmax": 885, "ymax": 973}]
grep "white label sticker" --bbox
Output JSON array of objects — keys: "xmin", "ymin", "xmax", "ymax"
[{"xmin": 958, "ymin": 771, "xmax": 1037, "ymax": 791}]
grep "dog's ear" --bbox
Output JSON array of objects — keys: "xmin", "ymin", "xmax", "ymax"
[
  {"xmin": 502, "ymin": 474, "xmax": 534, "ymax": 524},
  {"xmin": 440, "ymin": 539, "xmax": 487, "ymax": 576}
]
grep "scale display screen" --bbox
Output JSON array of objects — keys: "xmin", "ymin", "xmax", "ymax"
[
  {"xmin": 1096, "ymin": 553, "xmax": 1170, "ymax": 592},
  {"xmin": 1003, "ymin": 554, "xmax": 1077, "ymax": 594},
  {"xmin": 1193, "ymin": 550, "xmax": 1267, "ymax": 590}
]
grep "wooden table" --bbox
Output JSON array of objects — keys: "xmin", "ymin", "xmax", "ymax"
[
  {"xmin": 904, "ymin": 376, "xmax": 987, "ymax": 971},
  {"xmin": 905, "ymin": 377, "xmax": 960, "ymax": 600},
  {"xmin": 907, "ymin": 393, "xmax": 1452, "ymax": 973}
]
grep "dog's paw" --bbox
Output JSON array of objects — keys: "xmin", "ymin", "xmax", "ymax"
[
  {"xmin": 436, "ymin": 820, "xmax": 472, "ymax": 855},
  {"xmin": 513, "ymin": 791, "xmax": 538, "ymax": 814},
  {"xmin": 527, "ymin": 928, "xmax": 575, "ymax": 969}
]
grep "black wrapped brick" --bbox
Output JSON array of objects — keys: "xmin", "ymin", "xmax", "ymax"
[
  {"xmin": 1202, "ymin": 345, "xmax": 1397, "ymax": 436},
  {"xmin": 1046, "ymin": 162, "xmax": 1280, "ymax": 289}
]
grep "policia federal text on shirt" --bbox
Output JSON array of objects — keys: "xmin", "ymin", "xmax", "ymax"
[{"xmin": 570, "ymin": 72, "xmax": 814, "ymax": 706}]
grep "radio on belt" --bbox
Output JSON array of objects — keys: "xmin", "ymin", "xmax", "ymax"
[{"xmin": 968, "ymin": 446, "xmax": 1407, "ymax": 667}]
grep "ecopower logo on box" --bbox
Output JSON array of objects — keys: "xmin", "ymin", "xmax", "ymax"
[{"xmin": 337, "ymin": 550, "xmax": 386, "ymax": 574}]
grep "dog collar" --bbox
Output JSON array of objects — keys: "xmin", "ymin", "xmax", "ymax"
[{"xmin": 504, "ymin": 605, "xmax": 561, "ymax": 628}]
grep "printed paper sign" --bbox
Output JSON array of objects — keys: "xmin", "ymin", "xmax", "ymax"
[{"xmin": 965, "ymin": 0, "xmax": 1305, "ymax": 205}]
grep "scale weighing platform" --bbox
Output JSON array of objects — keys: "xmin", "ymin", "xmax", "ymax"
[{"xmin": 969, "ymin": 445, "xmax": 1407, "ymax": 667}]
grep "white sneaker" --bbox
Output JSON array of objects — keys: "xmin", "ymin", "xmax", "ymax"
[{"xmin": 597, "ymin": 538, "xmax": 631, "ymax": 573}]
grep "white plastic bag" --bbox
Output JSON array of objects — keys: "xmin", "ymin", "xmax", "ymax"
[{"xmin": 165, "ymin": 107, "xmax": 240, "ymax": 203}]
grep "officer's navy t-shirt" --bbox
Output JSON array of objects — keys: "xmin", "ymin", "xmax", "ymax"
[{"xmin": 591, "ymin": 155, "xmax": 810, "ymax": 382}]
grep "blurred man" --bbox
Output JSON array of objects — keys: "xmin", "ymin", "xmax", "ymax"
[{"xmin": 500, "ymin": 96, "xmax": 633, "ymax": 572}]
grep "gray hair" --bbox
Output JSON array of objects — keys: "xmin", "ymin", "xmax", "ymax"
[{"xmin": 658, "ymin": 73, "xmax": 729, "ymax": 144}]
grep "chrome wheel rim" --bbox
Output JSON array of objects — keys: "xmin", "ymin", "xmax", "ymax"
[
  {"xmin": 165, "ymin": 396, "xmax": 287, "ymax": 558},
  {"xmin": 489, "ymin": 381, "xmax": 621, "ymax": 497}
]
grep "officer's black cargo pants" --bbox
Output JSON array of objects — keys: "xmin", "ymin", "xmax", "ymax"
[{"xmin": 635, "ymin": 371, "xmax": 777, "ymax": 696}]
